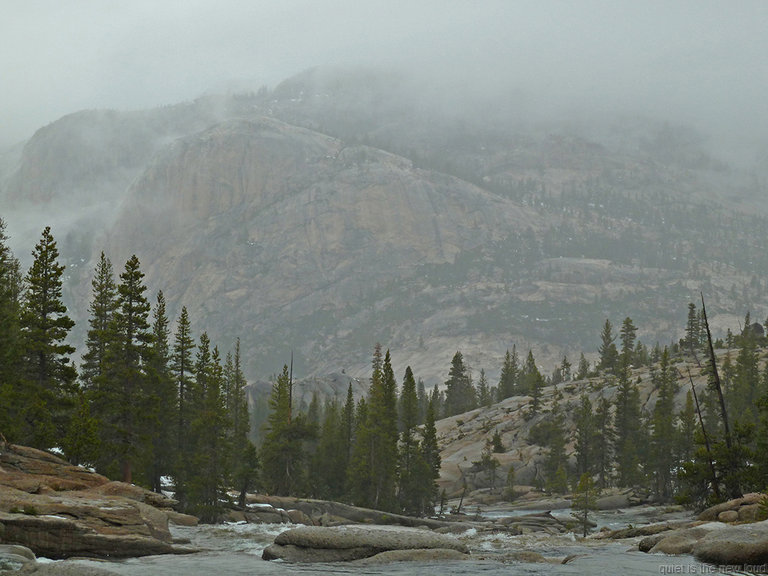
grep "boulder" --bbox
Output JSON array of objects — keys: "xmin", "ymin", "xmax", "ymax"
[
  {"xmin": 645, "ymin": 523, "xmax": 726, "ymax": 555},
  {"xmin": 693, "ymin": 519, "xmax": 768, "ymax": 566},
  {"xmin": 698, "ymin": 493, "xmax": 763, "ymax": 522},
  {"xmin": 0, "ymin": 443, "xmax": 197, "ymax": 559},
  {"xmin": 717, "ymin": 510, "xmax": 739, "ymax": 523},
  {"xmin": 262, "ymin": 525, "xmax": 469, "ymax": 563},
  {"xmin": 0, "ymin": 543, "xmax": 36, "ymax": 571}
]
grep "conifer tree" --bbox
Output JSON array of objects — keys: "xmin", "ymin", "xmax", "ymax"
[
  {"xmin": 80, "ymin": 252, "xmax": 118, "ymax": 391},
  {"xmin": 170, "ymin": 306, "xmax": 195, "ymax": 501},
  {"xmin": 353, "ymin": 347, "xmax": 399, "ymax": 510},
  {"xmin": 224, "ymin": 339, "xmax": 256, "ymax": 503},
  {"xmin": 144, "ymin": 291, "xmax": 175, "ymax": 493},
  {"xmin": 598, "ymin": 319, "xmax": 619, "ymax": 374},
  {"xmin": 312, "ymin": 399, "xmax": 346, "ymax": 499},
  {"xmin": 418, "ymin": 397, "xmax": 441, "ymax": 511},
  {"xmin": 444, "ymin": 351, "xmax": 476, "ymax": 416},
  {"xmin": 594, "ymin": 395, "xmax": 614, "ymax": 489},
  {"xmin": 676, "ymin": 390, "xmax": 697, "ymax": 463},
  {"xmin": 574, "ymin": 393, "xmax": 597, "ymax": 478},
  {"xmin": 614, "ymin": 371, "xmax": 642, "ymax": 487},
  {"xmin": 187, "ymin": 344, "xmax": 230, "ymax": 521},
  {"xmin": 477, "ymin": 368, "xmax": 492, "ymax": 406},
  {"xmin": 398, "ymin": 366, "xmax": 423, "ymax": 513},
  {"xmin": 649, "ymin": 348, "xmax": 677, "ymax": 499},
  {"xmin": 619, "ymin": 316, "xmax": 638, "ymax": 369},
  {"xmin": 544, "ymin": 388, "xmax": 568, "ymax": 493},
  {"xmin": 19, "ymin": 226, "xmax": 77, "ymax": 448},
  {"xmin": 0, "ymin": 217, "xmax": 23, "ymax": 439},
  {"xmin": 101, "ymin": 255, "xmax": 153, "ymax": 483},
  {"xmin": 573, "ymin": 473, "xmax": 599, "ymax": 537},
  {"xmin": 576, "ymin": 353, "xmax": 590, "ymax": 380},
  {"xmin": 261, "ymin": 365, "xmax": 313, "ymax": 495},
  {"xmin": 498, "ymin": 347, "xmax": 519, "ymax": 400},
  {"xmin": 521, "ymin": 350, "xmax": 544, "ymax": 415}
]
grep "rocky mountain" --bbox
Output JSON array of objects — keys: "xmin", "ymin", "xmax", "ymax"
[{"xmin": 2, "ymin": 67, "xmax": 768, "ymax": 387}]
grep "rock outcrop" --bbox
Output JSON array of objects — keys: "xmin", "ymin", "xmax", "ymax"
[
  {"xmin": 262, "ymin": 525, "xmax": 469, "ymax": 563},
  {"xmin": 693, "ymin": 520, "xmax": 768, "ymax": 566},
  {"xmin": 0, "ymin": 443, "xmax": 197, "ymax": 559}
]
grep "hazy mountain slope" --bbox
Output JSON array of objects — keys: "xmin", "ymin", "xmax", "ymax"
[
  {"xmin": 103, "ymin": 117, "xmax": 542, "ymax": 380},
  {"xmin": 3, "ymin": 68, "xmax": 768, "ymax": 386}
]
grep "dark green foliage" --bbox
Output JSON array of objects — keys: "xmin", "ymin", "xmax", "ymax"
[
  {"xmin": 573, "ymin": 473, "xmax": 599, "ymax": 537},
  {"xmin": 260, "ymin": 365, "xmax": 314, "ymax": 496},
  {"xmin": 348, "ymin": 346, "xmax": 399, "ymax": 511},
  {"xmin": 593, "ymin": 395, "xmax": 614, "ymax": 489},
  {"xmin": 598, "ymin": 319, "xmax": 619, "ymax": 374},
  {"xmin": 614, "ymin": 371, "xmax": 642, "ymax": 487},
  {"xmin": 497, "ymin": 347, "xmax": 519, "ymax": 400},
  {"xmin": 19, "ymin": 227, "xmax": 77, "ymax": 448},
  {"xmin": 144, "ymin": 291, "xmax": 176, "ymax": 493},
  {"xmin": 171, "ymin": 306, "xmax": 195, "ymax": 504},
  {"xmin": 80, "ymin": 252, "xmax": 118, "ymax": 391},
  {"xmin": 0, "ymin": 218, "xmax": 23, "ymax": 439},
  {"xmin": 471, "ymin": 439, "xmax": 500, "ymax": 491},
  {"xmin": 521, "ymin": 350, "xmax": 544, "ymax": 416},
  {"xmin": 649, "ymin": 348, "xmax": 677, "ymax": 499},
  {"xmin": 186, "ymin": 343, "xmax": 231, "ymax": 521},
  {"xmin": 574, "ymin": 394, "xmax": 597, "ymax": 479},
  {"xmin": 444, "ymin": 351, "xmax": 476, "ymax": 416},
  {"xmin": 99, "ymin": 255, "xmax": 153, "ymax": 483},
  {"xmin": 476, "ymin": 368, "xmax": 492, "ymax": 407}
]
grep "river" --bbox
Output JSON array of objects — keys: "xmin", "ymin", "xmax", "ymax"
[{"xmin": 45, "ymin": 506, "xmax": 750, "ymax": 576}]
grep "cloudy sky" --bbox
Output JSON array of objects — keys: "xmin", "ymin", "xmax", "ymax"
[{"xmin": 2, "ymin": 1, "xmax": 768, "ymax": 147}]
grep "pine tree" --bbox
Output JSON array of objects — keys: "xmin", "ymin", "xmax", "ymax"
[
  {"xmin": 649, "ymin": 348, "xmax": 677, "ymax": 499},
  {"xmin": 521, "ymin": 350, "xmax": 544, "ymax": 416},
  {"xmin": 444, "ymin": 351, "xmax": 476, "ymax": 416},
  {"xmin": 685, "ymin": 303, "xmax": 700, "ymax": 355},
  {"xmin": 312, "ymin": 399, "xmax": 346, "ymax": 499},
  {"xmin": 544, "ymin": 388, "xmax": 568, "ymax": 493},
  {"xmin": 573, "ymin": 473, "xmax": 599, "ymax": 537},
  {"xmin": 80, "ymin": 252, "xmax": 118, "ymax": 391},
  {"xmin": 224, "ymin": 339, "xmax": 256, "ymax": 505},
  {"xmin": 144, "ymin": 291, "xmax": 175, "ymax": 493},
  {"xmin": 19, "ymin": 226, "xmax": 77, "ymax": 448},
  {"xmin": 594, "ymin": 395, "xmax": 614, "ymax": 489},
  {"xmin": 574, "ymin": 394, "xmax": 597, "ymax": 478},
  {"xmin": 170, "ymin": 306, "xmax": 195, "ymax": 502},
  {"xmin": 187, "ymin": 344, "xmax": 230, "ymax": 521},
  {"xmin": 418, "ymin": 397, "xmax": 441, "ymax": 511},
  {"xmin": 260, "ymin": 364, "xmax": 313, "ymax": 496},
  {"xmin": 351, "ymin": 347, "xmax": 399, "ymax": 510},
  {"xmin": 598, "ymin": 319, "xmax": 618, "ymax": 374},
  {"xmin": 397, "ymin": 366, "xmax": 423, "ymax": 514},
  {"xmin": 498, "ymin": 347, "xmax": 519, "ymax": 400},
  {"xmin": 0, "ymin": 217, "xmax": 23, "ymax": 439},
  {"xmin": 101, "ymin": 255, "xmax": 153, "ymax": 483},
  {"xmin": 576, "ymin": 353, "xmax": 590, "ymax": 380},
  {"xmin": 676, "ymin": 390, "xmax": 697, "ymax": 463},
  {"xmin": 619, "ymin": 317, "xmax": 638, "ymax": 369},
  {"xmin": 477, "ymin": 368, "xmax": 492, "ymax": 407},
  {"xmin": 614, "ymin": 371, "xmax": 642, "ymax": 487}
]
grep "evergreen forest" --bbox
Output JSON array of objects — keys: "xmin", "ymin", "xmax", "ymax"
[{"xmin": 2, "ymin": 216, "xmax": 768, "ymax": 523}]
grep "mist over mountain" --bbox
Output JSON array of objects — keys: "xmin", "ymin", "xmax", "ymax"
[{"xmin": 3, "ymin": 66, "xmax": 768, "ymax": 386}]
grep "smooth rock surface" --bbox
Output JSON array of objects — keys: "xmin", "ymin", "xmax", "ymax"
[
  {"xmin": 693, "ymin": 519, "xmax": 768, "ymax": 566},
  {"xmin": 263, "ymin": 525, "xmax": 469, "ymax": 563}
]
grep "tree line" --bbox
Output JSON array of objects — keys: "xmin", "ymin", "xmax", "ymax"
[{"xmin": 0, "ymin": 221, "xmax": 253, "ymax": 521}]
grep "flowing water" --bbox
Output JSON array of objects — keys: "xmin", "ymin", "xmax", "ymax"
[{"xmin": 44, "ymin": 507, "xmax": 752, "ymax": 576}]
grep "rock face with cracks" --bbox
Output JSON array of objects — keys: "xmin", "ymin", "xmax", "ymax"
[
  {"xmin": 262, "ymin": 525, "xmax": 470, "ymax": 563},
  {"xmin": 0, "ymin": 442, "xmax": 197, "ymax": 559}
]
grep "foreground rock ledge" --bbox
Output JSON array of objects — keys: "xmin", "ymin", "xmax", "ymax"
[{"xmin": 262, "ymin": 525, "xmax": 470, "ymax": 563}]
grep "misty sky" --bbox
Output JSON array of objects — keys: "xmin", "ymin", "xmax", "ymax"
[{"xmin": 2, "ymin": 0, "xmax": 768, "ymax": 147}]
